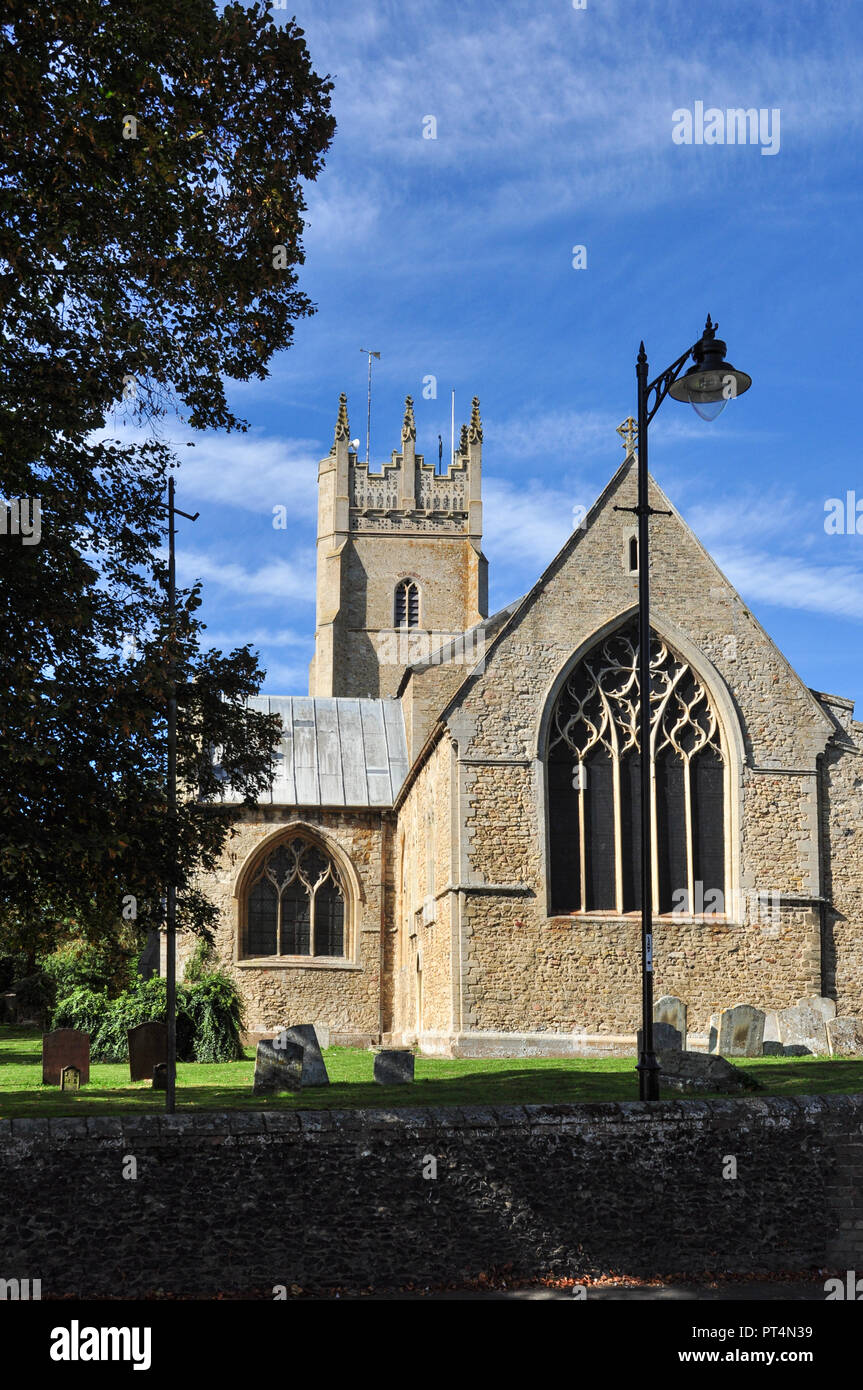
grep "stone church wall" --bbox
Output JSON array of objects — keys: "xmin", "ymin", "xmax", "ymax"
[
  {"xmin": 390, "ymin": 737, "xmax": 454, "ymax": 1039},
  {"xmin": 820, "ymin": 698, "xmax": 863, "ymax": 1016},
  {"xmin": 439, "ymin": 461, "xmax": 838, "ymax": 1043},
  {"xmin": 192, "ymin": 806, "xmax": 385, "ymax": 1044}
]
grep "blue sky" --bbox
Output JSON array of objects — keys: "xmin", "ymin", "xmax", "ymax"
[{"xmin": 148, "ymin": 0, "xmax": 863, "ymax": 705}]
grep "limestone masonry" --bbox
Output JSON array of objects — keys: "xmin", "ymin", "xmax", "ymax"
[{"xmin": 183, "ymin": 394, "xmax": 863, "ymax": 1055}]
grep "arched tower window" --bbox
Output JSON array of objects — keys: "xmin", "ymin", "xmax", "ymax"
[
  {"xmin": 547, "ymin": 619, "xmax": 725, "ymax": 916},
  {"xmin": 395, "ymin": 578, "xmax": 420, "ymax": 628},
  {"xmin": 243, "ymin": 834, "xmax": 346, "ymax": 959}
]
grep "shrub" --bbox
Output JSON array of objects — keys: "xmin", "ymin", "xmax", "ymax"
[
  {"xmin": 183, "ymin": 972, "xmax": 245, "ymax": 1062},
  {"xmin": 183, "ymin": 937, "xmax": 215, "ymax": 984},
  {"xmin": 42, "ymin": 940, "xmax": 136, "ymax": 1000},
  {"xmin": 51, "ymin": 971, "xmax": 243, "ymax": 1064},
  {"xmin": 50, "ymin": 987, "xmax": 108, "ymax": 1042}
]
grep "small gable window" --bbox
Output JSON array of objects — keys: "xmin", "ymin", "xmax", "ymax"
[
  {"xmin": 395, "ymin": 578, "xmax": 420, "ymax": 628},
  {"xmin": 628, "ymin": 536, "xmax": 639, "ymax": 573}
]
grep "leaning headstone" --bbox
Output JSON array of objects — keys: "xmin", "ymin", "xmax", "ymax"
[
  {"xmin": 61, "ymin": 1065, "xmax": 81, "ymax": 1092},
  {"xmin": 654, "ymin": 996, "xmax": 687, "ymax": 1049},
  {"xmin": 658, "ymin": 1050, "xmax": 762, "ymax": 1094},
  {"xmin": 797, "ymin": 996, "xmax": 837, "ymax": 1025},
  {"xmin": 128, "ymin": 1021, "xmax": 168, "ymax": 1082},
  {"xmin": 826, "ymin": 1016, "xmax": 863, "ymax": 1057},
  {"xmin": 152, "ymin": 1063, "xmax": 168, "ymax": 1090},
  {"xmin": 762, "ymin": 1011, "xmax": 784, "ymax": 1054},
  {"xmin": 313, "ymin": 1022, "xmax": 331, "ymax": 1050},
  {"xmin": 718, "ymin": 1004, "xmax": 766, "ymax": 1057},
  {"xmin": 42, "ymin": 1028, "xmax": 90, "ymax": 1086},
  {"xmin": 637, "ymin": 1022, "xmax": 682, "ymax": 1053},
  {"xmin": 775, "ymin": 1003, "xmax": 829, "ymax": 1055},
  {"xmin": 707, "ymin": 1013, "xmax": 720, "ymax": 1054},
  {"xmin": 274, "ymin": 1024, "xmax": 330, "ymax": 1087},
  {"xmin": 253, "ymin": 1037, "xmax": 303, "ymax": 1094},
  {"xmin": 374, "ymin": 1049, "xmax": 415, "ymax": 1085}
]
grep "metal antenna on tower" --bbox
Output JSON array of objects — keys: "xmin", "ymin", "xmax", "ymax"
[
  {"xmin": 360, "ymin": 349, "xmax": 381, "ymax": 466},
  {"xmin": 451, "ymin": 390, "xmax": 455, "ymax": 469}
]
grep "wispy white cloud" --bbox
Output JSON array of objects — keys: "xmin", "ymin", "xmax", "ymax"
[
  {"xmin": 199, "ymin": 626, "xmax": 311, "ymax": 652},
  {"xmin": 484, "ymin": 476, "xmax": 582, "ymax": 573},
  {"xmin": 294, "ymin": 0, "xmax": 863, "ymax": 257},
  {"xmin": 711, "ymin": 544, "xmax": 863, "ymax": 623},
  {"xmin": 175, "ymin": 549, "xmax": 316, "ymax": 604}
]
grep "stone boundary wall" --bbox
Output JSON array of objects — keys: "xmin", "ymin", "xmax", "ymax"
[{"xmin": 1, "ymin": 1095, "xmax": 862, "ymax": 1296}]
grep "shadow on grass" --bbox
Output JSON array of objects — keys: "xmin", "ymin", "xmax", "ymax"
[{"xmin": 1, "ymin": 1026, "xmax": 861, "ymax": 1117}]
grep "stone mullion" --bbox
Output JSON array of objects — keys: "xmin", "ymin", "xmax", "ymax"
[
  {"xmin": 578, "ymin": 773, "xmax": 587, "ymax": 913},
  {"xmin": 684, "ymin": 755, "xmax": 695, "ymax": 915},
  {"xmin": 649, "ymin": 729, "xmax": 659, "ymax": 917}
]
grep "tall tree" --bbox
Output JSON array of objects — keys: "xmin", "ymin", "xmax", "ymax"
[{"xmin": 0, "ymin": 1, "xmax": 335, "ymax": 957}]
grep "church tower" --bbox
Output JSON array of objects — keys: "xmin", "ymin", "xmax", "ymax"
[{"xmin": 310, "ymin": 393, "xmax": 487, "ymax": 698}]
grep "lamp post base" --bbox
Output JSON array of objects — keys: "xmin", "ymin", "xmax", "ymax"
[{"xmin": 637, "ymin": 1051, "xmax": 661, "ymax": 1101}]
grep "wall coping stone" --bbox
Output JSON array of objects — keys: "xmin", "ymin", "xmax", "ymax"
[{"xmin": 1, "ymin": 1094, "xmax": 862, "ymax": 1146}]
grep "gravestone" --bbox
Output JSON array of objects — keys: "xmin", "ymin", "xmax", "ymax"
[
  {"xmin": 152, "ymin": 1063, "xmax": 168, "ymax": 1089},
  {"xmin": 637, "ymin": 1022, "xmax": 682, "ymax": 1053},
  {"xmin": 762, "ymin": 1011, "xmax": 784, "ymax": 1055},
  {"xmin": 274, "ymin": 1024, "xmax": 330, "ymax": 1087},
  {"xmin": 61, "ymin": 1065, "xmax": 80, "ymax": 1092},
  {"xmin": 657, "ymin": 1050, "xmax": 762, "ymax": 1094},
  {"xmin": 718, "ymin": 1004, "xmax": 766, "ymax": 1057},
  {"xmin": 253, "ymin": 1037, "xmax": 303, "ymax": 1094},
  {"xmin": 42, "ymin": 1028, "xmax": 90, "ymax": 1086},
  {"xmin": 654, "ymin": 996, "xmax": 687, "ymax": 1049},
  {"xmin": 775, "ymin": 1003, "xmax": 829, "ymax": 1055},
  {"xmin": 827, "ymin": 1016, "xmax": 863, "ymax": 1057},
  {"xmin": 374, "ymin": 1049, "xmax": 415, "ymax": 1085},
  {"xmin": 128, "ymin": 1021, "xmax": 168, "ymax": 1082},
  {"xmin": 708, "ymin": 1013, "xmax": 720, "ymax": 1054},
  {"xmin": 796, "ymin": 996, "xmax": 837, "ymax": 1025},
  {"xmin": 1, "ymin": 992, "xmax": 17, "ymax": 1024}
]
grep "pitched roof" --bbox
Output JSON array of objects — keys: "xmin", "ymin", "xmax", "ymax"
[{"xmin": 216, "ymin": 697, "xmax": 409, "ymax": 809}]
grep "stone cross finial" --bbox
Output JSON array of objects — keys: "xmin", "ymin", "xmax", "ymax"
[
  {"xmin": 402, "ymin": 395, "xmax": 416, "ymax": 442},
  {"xmin": 616, "ymin": 416, "xmax": 638, "ymax": 455},
  {"xmin": 468, "ymin": 396, "xmax": 483, "ymax": 444},
  {"xmin": 334, "ymin": 392, "xmax": 350, "ymax": 443}
]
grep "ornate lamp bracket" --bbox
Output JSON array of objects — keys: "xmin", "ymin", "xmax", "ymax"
[{"xmin": 644, "ymin": 343, "xmax": 699, "ymax": 427}]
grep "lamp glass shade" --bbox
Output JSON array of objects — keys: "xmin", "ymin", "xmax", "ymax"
[{"xmin": 668, "ymin": 364, "xmax": 752, "ymax": 421}]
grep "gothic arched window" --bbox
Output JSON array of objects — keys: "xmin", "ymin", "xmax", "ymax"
[
  {"xmin": 395, "ymin": 578, "xmax": 420, "ymax": 628},
  {"xmin": 243, "ymin": 835, "xmax": 346, "ymax": 958},
  {"xmin": 547, "ymin": 620, "xmax": 725, "ymax": 916}
]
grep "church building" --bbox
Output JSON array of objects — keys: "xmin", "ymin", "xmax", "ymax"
[{"xmin": 190, "ymin": 392, "xmax": 863, "ymax": 1055}]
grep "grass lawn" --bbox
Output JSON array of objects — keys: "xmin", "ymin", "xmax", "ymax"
[{"xmin": 2, "ymin": 1026, "xmax": 862, "ymax": 1117}]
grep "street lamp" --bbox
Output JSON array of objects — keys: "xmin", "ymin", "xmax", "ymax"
[
  {"xmin": 164, "ymin": 476, "xmax": 198, "ymax": 1115},
  {"xmin": 619, "ymin": 315, "xmax": 751, "ymax": 1101}
]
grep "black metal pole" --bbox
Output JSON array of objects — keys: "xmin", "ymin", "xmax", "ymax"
[
  {"xmin": 636, "ymin": 343, "xmax": 660, "ymax": 1102},
  {"xmin": 166, "ymin": 476, "xmax": 177, "ymax": 1114}
]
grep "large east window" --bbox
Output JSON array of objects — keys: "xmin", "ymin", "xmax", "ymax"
[
  {"xmin": 244, "ymin": 835, "xmax": 346, "ymax": 959},
  {"xmin": 547, "ymin": 621, "xmax": 725, "ymax": 916}
]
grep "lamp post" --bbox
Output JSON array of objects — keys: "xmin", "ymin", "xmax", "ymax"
[
  {"xmin": 165, "ymin": 476, "xmax": 198, "ymax": 1115},
  {"xmin": 618, "ymin": 316, "xmax": 751, "ymax": 1101}
]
